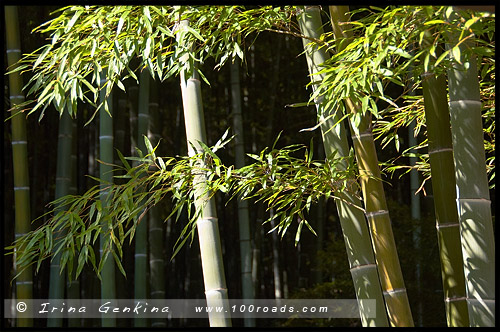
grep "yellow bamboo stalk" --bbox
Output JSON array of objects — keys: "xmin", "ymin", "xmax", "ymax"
[
  {"xmin": 5, "ymin": 5, "xmax": 33, "ymax": 327},
  {"xmin": 329, "ymin": 6, "xmax": 414, "ymax": 326}
]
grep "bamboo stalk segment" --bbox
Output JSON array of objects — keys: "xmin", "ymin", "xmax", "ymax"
[
  {"xmin": 5, "ymin": 6, "xmax": 33, "ymax": 327},
  {"xmin": 133, "ymin": 69, "xmax": 150, "ymax": 327},
  {"xmin": 328, "ymin": 6, "xmax": 414, "ymax": 326},
  {"xmin": 298, "ymin": 6, "xmax": 389, "ymax": 327},
  {"xmin": 99, "ymin": 74, "xmax": 117, "ymax": 327},
  {"xmin": 230, "ymin": 60, "xmax": 255, "ymax": 327},
  {"xmin": 177, "ymin": 17, "xmax": 231, "ymax": 327},
  {"xmin": 47, "ymin": 110, "xmax": 73, "ymax": 327},
  {"xmin": 421, "ymin": 33, "xmax": 470, "ymax": 325},
  {"xmin": 447, "ymin": 28, "xmax": 495, "ymax": 326}
]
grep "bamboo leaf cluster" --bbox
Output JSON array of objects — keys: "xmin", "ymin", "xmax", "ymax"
[
  {"xmin": 8, "ymin": 5, "xmax": 300, "ymax": 123},
  {"xmin": 313, "ymin": 6, "xmax": 493, "ymax": 120}
]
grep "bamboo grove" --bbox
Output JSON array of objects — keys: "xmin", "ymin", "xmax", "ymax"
[{"xmin": 3, "ymin": 5, "xmax": 495, "ymax": 328}]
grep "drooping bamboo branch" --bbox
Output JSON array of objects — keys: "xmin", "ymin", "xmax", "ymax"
[
  {"xmin": 421, "ymin": 30, "xmax": 469, "ymax": 327},
  {"xmin": 446, "ymin": 16, "xmax": 495, "ymax": 326},
  {"xmin": 329, "ymin": 6, "xmax": 414, "ymax": 326},
  {"xmin": 5, "ymin": 5, "xmax": 33, "ymax": 328},
  {"xmin": 298, "ymin": 6, "xmax": 389, "ymax": 327}
]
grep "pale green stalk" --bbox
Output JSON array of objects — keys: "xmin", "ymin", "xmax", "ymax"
[
  {"xmin": 298, "ymin": 6, "xmax": 389, "ymax": 327},
  {"xmin": 177, "ymin": 17, "xmax": 231, "ymax": 327},
  {"xmin": 447, "ymin": 18, "xmax": 495, "ymax": 326},
  {"xmin": 5, "ymin": 6, "xmax": 33, "ymax": 327}
]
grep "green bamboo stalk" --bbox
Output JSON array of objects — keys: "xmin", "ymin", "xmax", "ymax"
[
  {"xmin": 99, "ymin": 72, "xmax": 116, "ymax": 327},
  {"xmin": 298, "ymin": 6, "xmax": 389, "ymax": 327},
  {"xmin": 421, "ymin": 31, "xmax": 469, "ymax": 327},
  {"xmin": 148, "ymin": 79, "xmax": 167, "ymax": 328},
  {"xmin": 270, "ymin": 210, "xmax": 282, "ymax": 299},
  {"xmin": 409, "ymin": 101, "xmax": 424, "ymax": 328},
  {"xmin": 446, "ymin": 22, "xmax": 495, "ymax": 326},
  {"xmin": 67, "ymin": 119, "xmax": 81, "ymax": 327},
  {"xmin": 47, "ymin": 110, "xmax": 73, "ymax": 327},
  {"xmin": 313, "ymin": 144, "xmax": 325, "ymax": 285},
  {"xmin": 230, "ymin": 59, "xmax": 255, "ymax": 327},
  {"xmin": 129, "ymin": 84, "xmax": 139, "ymax": 156},
  {"xmin": 115, "ymin": 89, "xmax": 127, "ymax": 166},
  {"xmin": 134, "ymin": 69, "xmax": 150, "ymax": 328},
  {"xmin": 177, "ymin": 17, "xmax": 231, "ymax": 327},
  {"xmin": 329, "ymin": 6, "xmax": 414, "ymax": 326},
  {"xmin": 5, "ymin": 6, "xmax": 33, "ymax": 327}
]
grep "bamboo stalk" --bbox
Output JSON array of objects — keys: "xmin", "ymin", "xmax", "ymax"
[
  {"xmin": 148, "ymin": 78, "xmax": 167, "ymax": 328},
  {"xmin": 446, "ymin": 23, "xmax": 495, "ymax": 326},
  {"xmin": 328, "ymin": 6, "xmax": 415, "ymax": 326},
  {"xmin": 409, "ymin": 105, "xmax": 424, "ymax": 327},
  {"xmin": 230, "ymin": 60, "xmax": 255, "ymax": 327},
  {"xmin": 298, "ymin": 6, "xmax": 389, "ymax": 327},
  {"xmin": 421, "ymin": 31, "xmax": 469, "ymax": 326},
  {"xmin": 177, "ymin": 17, "xmax": 231, "ymax": 327},
  {"xmin": 67, "ymin": 119, "xmax": 81, "ymax": 327},
  {"xmin": 313, "ymin": 143, "xmax": 325, "ymax": 285},
  {"xmin": 270, "ymin": 210, "xmax": 282, "ymax": 299},
  {"xmin": 5, "ymin": 6, "xmax": 33, "ymax": 327},
  {"xmin": 134, "ymin": 69, "xmax": 150, "ymax": 328},
  {"xmin": 99, "ymin": 73, "xmax": 116, "ymax": 327},
  {"xmin": 129, "ymin": 84, "xmax": 139, "ymax": 156},
  {"xmin": 47, "ymin": 110, "xmax": 73, "ymax": 327}
]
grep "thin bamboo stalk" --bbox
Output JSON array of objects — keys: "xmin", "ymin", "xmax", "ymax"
[
  {"xmin": 409, "ymin": 114, "xmax": 424, "ymax": 327},
  {"xmin": 230, "ymin": 60, "xmax": 255, "ymax": 327},
  {"xmin": 406, "ymin": 54, "xmax": 424, "ymax": 326},
  {"xmin": 67, "ymin": 119, "xmax": 81, "ymax": 327},
  {"xmin": 270, "ymin": 210, "xmax": 282, "ymax": 299},
  {"xmin": 447, "ymin": 25, "xmax": 495, "ymax": 326},
  {"xmin": 298, "ymin": 6, "xmax": 389, "ymax": 327},
  {"xmin": 47, "ymin": 110, "xmax": 73, "ymax": 327},
  {"xmin": 5, "ymin": 6, "xmax": 33, "ymax": 327},
  {"xmin": 313, "ymin": 143, "xmax": 325, "ymax": 285},
  {"xmin": 177, "ymin": 17, "xmax": 231, "ymax": 327},
  {"xmin": 134, "ymin": 69, "xmax": 150, "ymax": 328},
  {"xmin": 99, "ymin": 73, "xmax": 116, "ymax": 327},
  {"xmin": 115, "ymin": 89, "xmax": 127, "ymax": 166},
  {"xmin": 148, "ymin": 79, "xmax": 167, "ymax": 328},
  {"xmin": 129, "ymin": 84, "xmax": 139, "ymax": 156},
  {"xmin": 421, "ymin": 31, "xmax": 469, "ymax": 326}
]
